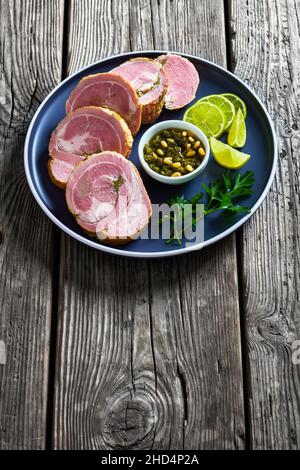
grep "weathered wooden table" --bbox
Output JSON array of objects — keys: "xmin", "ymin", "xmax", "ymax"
[{"xmin": 0, "ymin": 0, "xmax": 299, "ymax": 450}]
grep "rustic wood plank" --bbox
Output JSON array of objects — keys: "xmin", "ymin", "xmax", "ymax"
[
  {"xmin": 229, "ymin": 0, "xmax": 300, "ymax": 449},
  {"xmin": 54, "ymin": 0, "xmax": 245, "ymax": 449},
  {"xmin": 0, "ymin": 0, "xmax": 64, "ymax": 449}
]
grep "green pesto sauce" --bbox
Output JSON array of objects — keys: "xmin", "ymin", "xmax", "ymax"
[{"xmin": 143, "ymin": 128, "xmax": 205, "ymax": 177}]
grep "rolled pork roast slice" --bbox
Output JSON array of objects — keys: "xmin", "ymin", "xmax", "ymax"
[
  {"xmin": 66, "ymin": 152, "xmax": 152, "ymax": 244},
  {"xmin": 156, "ymin": 54, "xmax": 199, "ymax": 109},
  {"xmin": 65, "ymin": 73, "xmax": 142, "ymax": 136},
  {"xmin": 112, "ymin": 58, "xmax": 168, "ymax": 124},
  {"xmin": 48, "ymin": 106, "xmax": 133, "ymax": 188}
]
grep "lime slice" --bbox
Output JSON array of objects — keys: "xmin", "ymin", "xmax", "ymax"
[
  {"xmin": 210, "ymin": 137, "xmax": 251, "ymax": 169},
  {"xmin": 221, "ymin": 93, "xmax": 247, "ymax": 119},
  {"xmin": 199, "ymin": 94, "xmax": 235, "ymax": 131},
  {"xmin": 183, "ymin": 102, "xmax": 225, "ymax": 138},
  {"xmin": 227, "ymin": 108, "xmax": 246, "ymax": 148}
]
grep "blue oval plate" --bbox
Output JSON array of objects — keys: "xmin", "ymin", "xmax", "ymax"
[{"xmin": 24, "ymin": 51, "xmax": 277, "ymax": 258}]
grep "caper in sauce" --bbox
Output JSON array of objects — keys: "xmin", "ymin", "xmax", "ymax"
[{"xmin": 143, "ymin": 128, "xmax": 205, "ymax": 177}]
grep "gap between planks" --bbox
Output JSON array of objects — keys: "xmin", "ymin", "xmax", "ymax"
[
  {"xmin": 45, "ymin": 0, "xmax": 70, "ymax": 449},
  {"xmin": 223, "ymin": 0, "xmax": 251, "ymax": 450}
]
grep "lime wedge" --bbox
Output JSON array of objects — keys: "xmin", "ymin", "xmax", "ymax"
[
  {"xmin": 210, "ymin": 137, "xmax": 251, "ymax": 169},
  {"xmin": 221, "ymin": 93, "xmax": 247, "ymax": 119},
  {"xmin": 199, "ymin": 94, "xmax": 235, "ymax": 131},
  {"xmin": 227, "ymin": 108, "xmax": 246, "ymax": 148},
  {"xmin": 183, "ymin": 101, "xmax": 225, "ymax": 138}
]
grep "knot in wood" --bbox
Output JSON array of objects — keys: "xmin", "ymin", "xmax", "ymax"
[
  {"xmin": 103, "ymin": 395, "xmax": 154, "ymax": 449},
  {"xmin": 257, "ymin": 313, "xmax": 290, "ymax": 343},
  {"xmin": 281, "ymin": 125, "xmax": 294, "ymax": 138}
]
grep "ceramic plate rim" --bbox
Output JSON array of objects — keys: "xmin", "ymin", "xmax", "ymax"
[{"xmin": 24, "ymin": 50, "xmax": 278, "ymax": 258}]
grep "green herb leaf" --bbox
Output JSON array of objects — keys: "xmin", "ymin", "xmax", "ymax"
[
  {"xmin": 203, "ymin": 170, "xmax": 255, "ymax": 216},
  {"xmin": 161, "ymin": 170, "xmax": 255, "ymax": 245}
]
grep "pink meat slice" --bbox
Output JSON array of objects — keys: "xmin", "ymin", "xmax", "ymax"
[
  {"xmin": 66, "ymin": 152, "xmax": 152, "ymax": 244},
  {"xmin": 156, "ymin": 54, "xmax": 199, "ymax": 109},
  {"xmin": 138, "ymin": 68, "xmax": 168, "ymax": 123},
  {"xmin": 48, "ymin": 159, "xmax": 80, "ymax": 187},
  {"xmin": 65, "ymin": 73, "xmax": 142, "ymax": 136},
  {"xmin": 113, "ymin": 58, "xmax": 161, "ymax": 94},
  {"xmin": 48, "ymin": 106, "xmax": 133, "ymax": 188},
  {"xmin": 112, "ymin": 58, "xmax": 168, "ymax": 123}
]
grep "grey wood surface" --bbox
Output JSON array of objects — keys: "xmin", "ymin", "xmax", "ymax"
[
  {"xmin": 53, "ymin": 0, "xmax": 245, "ymax": 450},
  {"xmin": 0, "ymin": 0, "xmax": 64, "ymax": 449},
  {"xmin": 230, "ymin": 0, "xmax": 300, "ymax": 449},
  {"xmin": 0, "ymin": 0, "xmax": 299, "ymax": 450}
]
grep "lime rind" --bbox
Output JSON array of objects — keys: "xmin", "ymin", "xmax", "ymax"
[
  {"xmin": 210, "ymin": 137, "xmax": 250, "ymax": 169},
  {"xmin": 199, "ymin": 94, "xmax": 235, "ymax": 131},
  {"xmin": 221, "ymin": 93, "xmax": 247, "ymax": 119},
  {"xmin": 183, "ymin": 101, "xmax": 226, "ymax": 138},
  {"xmin": 227, "ymin": 108, "xmax": 246, "ymax": 148}
]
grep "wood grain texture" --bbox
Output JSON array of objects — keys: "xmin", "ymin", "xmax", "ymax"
[
  {"xmin": 0, "ymin": 0, "xmax": 64, "ymax": 449},
  {"xmin": 230, "ymin": 0, "xmax": 300, "ymax": 449},
  {"xmin": 53, "ymin": 0, "xmax": 245, "ymax": 449}
]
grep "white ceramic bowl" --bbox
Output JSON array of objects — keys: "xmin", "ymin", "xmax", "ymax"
[{"xmin": 138, "ymin": 120, "xmax": 210, "ymax": 185}]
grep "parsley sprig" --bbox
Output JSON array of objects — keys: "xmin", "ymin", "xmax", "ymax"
[
  {"xmin": 164, "ymin": 193, "xmax": 203, "ymax": 245},
  {"xmin": 162, "ymin": 170, "xmax": 255, "ymax": 245},
  {"xmin": 202, "ymin": 170, "xmax": 255, "ymax": 215}
]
